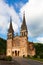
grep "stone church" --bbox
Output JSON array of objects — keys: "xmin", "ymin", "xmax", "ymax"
[{"xmin": 6, "ymin": 13, "xmax": 35, "ymax": 57}]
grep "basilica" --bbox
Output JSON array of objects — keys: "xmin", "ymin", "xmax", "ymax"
[{"xmin": 6, "ymin": 13, "xmax": 35, "ymax": 57}]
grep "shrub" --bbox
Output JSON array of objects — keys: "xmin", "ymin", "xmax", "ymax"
[
  {"xmin": 33, "ymin": 55, "xmax": 37, "ymax": 58},
  {"xmin": 27, "ymin": 55, "xmax": 33, "ymax": 59},
  {"xmin": 0, "ymin": 55, "xmax": 5, "ymax": 60},
  {"xmin": 40, "ymin": 54, "xmax": 43, "ymax": 59},
  {"xmin": 0, "ymin": 56, "xmax": 12, "ymax": 61},
  {"xmin": 5, "ymin": 56, "xmax": 12, "ymax": 61},
  {"xmin": 37, "ymin": 55, "xmax": 40, "ymax": 58}
]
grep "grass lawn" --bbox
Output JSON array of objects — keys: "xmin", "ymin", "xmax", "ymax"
[
  {"xmin": 25, "ymin": 57, "xmax": 43, "ymax": 62},
  {"xmin": 31, "ymin": 58, "xmax": 43, "ymax": 62}
]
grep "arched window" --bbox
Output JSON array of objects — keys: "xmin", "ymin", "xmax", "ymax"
[{"xmin": 15, "ymin": 50, "xmax": 17, "ymax": 56}]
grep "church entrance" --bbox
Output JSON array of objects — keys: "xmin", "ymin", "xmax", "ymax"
[
  {"xmin": 15, "ymin": 51, "xmax": 17, "ymax": 56},
  {"xmin": 18, "ymin": 51, "xmax": 19, "ymax": 56},
  {"xmin": 15, "ymin": 50, "xmax": 20, "ymax": 56}
]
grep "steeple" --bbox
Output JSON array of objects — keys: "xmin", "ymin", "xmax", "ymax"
[
  {"xmin": 20, "ymin": 12, "xmax": 28, "ymax": 37},
  {"xmin": 8, "ymin": 16, "xmax": 14, "ymax": 33},
  {"xmin": 7, "ymin": 16, "xmax": 14, "ymax": 39},
  {"xmin": 21, "ymin": 12, "xmax": 27, "ymax": 31}
]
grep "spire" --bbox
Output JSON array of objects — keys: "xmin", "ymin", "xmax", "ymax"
[
  {"xmin": 23, "ymin": 11, "xmax": 26, "ymax": 25},
  {"xmin": 21, "ymin": 12, "xmax": 27, "ymax": 31},
  {"xmin": 8, "ymin": 16, "xmax": 14, "ymax": 33},
  {"xmin": 10, "ymin": 16, "xmax": 13, "ymax": 29}
]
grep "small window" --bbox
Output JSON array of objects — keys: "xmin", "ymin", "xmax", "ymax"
[{"xmin": 12, "ymin": 51, "xmax": 14, "ymax": 54}]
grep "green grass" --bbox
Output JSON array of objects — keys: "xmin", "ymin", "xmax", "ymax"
[
  {"xmin": 32, "ymin": 58, "xmax": 43, "ymax": 62},
  {"xmin": 25, "ymin": 57, "xmax": 43, "ymax": 62}
]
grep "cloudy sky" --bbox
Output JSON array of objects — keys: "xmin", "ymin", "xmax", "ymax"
[{"xmin": 0, "ymin": 0, "xmax": 43, "ymax": 43}]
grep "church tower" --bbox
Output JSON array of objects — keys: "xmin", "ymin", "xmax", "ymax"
[
  {"xmin": 20, "ymin": 12, "xmax": 28, "ymax": 57},
  {"xmin": 6, "ymin": 17, "xmax": 14, "ymax": 56},
  {"xmin": 20, "ymin": 12, "xmax": 28, "ymax": 39}
]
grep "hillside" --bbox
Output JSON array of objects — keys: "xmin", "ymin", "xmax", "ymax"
[
  {"xmin": 34, "ymin": 43, "xmax": 43, "ymax": 56},
  {"xmin": 0, "ymin": 38, "xmax": 6, "ymax": 55}
]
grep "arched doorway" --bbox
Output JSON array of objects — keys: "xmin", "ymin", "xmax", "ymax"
[
  {"xmin": 18, "ymin": 51, "xmax": 19, "ymax": 56},
  {"xmin": 15, "ymin": 51, "xmax": 17, "ymax": 56},
  {"xmin": 15, "ymin": 50, "xmax": 20, "ymax": 56}
]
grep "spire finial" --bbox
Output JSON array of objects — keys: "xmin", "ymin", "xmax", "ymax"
[
  {"xmin": 8, "ymin": 16, "xmax": 14, "ymax": 33},
  {"xmin": 9, "ymin": 16, "xmax": 13, "ymax": 30},
  {"xmin": 23, "ymin": 11, "xmax": 25, "ymax": 17},
  {"xmin": 21, "ymin": 11, "xmax": 27, "ymax": 31},
  {"xmin": 10, "ymin": 16, "xmax": 12, "ymax": 23},
  {"xmin": 23, "ymin": 11, "xmax": 26, "ymax": 24}
]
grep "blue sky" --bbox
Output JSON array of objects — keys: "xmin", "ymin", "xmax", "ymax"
[
  {"xmin": 0, "ymin": 0, "xmax": 43, "ymax": 43},
  {"xmin": 5, "ymin": 0, "xmax": 28, "ymax": 5},
  {"xmin": 5, "ymin": 0, "xmax": 28, "ymax": 12}
]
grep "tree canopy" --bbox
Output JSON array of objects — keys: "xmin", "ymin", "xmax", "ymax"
[{"xmin": 0, "ymin": 38, "xmax": 6, "ymax": 55}]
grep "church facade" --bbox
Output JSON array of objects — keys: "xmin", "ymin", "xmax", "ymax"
[{"xmin": 6, "ymin": 13, "xmax": 35, "ymax": 57}]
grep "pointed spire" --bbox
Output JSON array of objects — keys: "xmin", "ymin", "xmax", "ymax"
[
  {"xmin": 21, "ymin": 11, "xmax": 27, "ymax": 31},
  {"xmin": 10, "ymin": 16, "xmax": 12, "ymax": 22},
  {"xmin": 10, "ymin": 16, "xmax": 12, "ymax": 29},
  {"xmin": 23, "ymin": 11, "xmax": 26, "ymax": 25},
  {"xmin": 8, "ymin": 16, "xmax": 14, "ymax": 33}
]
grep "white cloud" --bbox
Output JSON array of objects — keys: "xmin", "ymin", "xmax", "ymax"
[
  {"xmin": 8, "ymin": 6, "xmax": 21, "ymax": 32},
  {"xmin": 0, "ymin": 0, "xmax": 21, "ymax": 35},
  {"xmin": 37, "ymin": 37, "xmax": 43, "ymax": 43},
  {"xmin": 20, "ymin": 0, "xmax": 43, "ymax": 38},
  {"xmin": 12, "ymin": 22, "xmax": 19, "ymax": 32},
  {"xmin": 20, "ymin": 0, "xmax": 43, "ymax": 19}
]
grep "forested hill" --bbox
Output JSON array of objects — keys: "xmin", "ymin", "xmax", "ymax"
[
  {"xmin": 0, "ymin": 38, "xmax": 6, "ymax": 55},
  {"xmin": 34, "ymin": 43, "xmax": 43, "ymax": 56}
]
